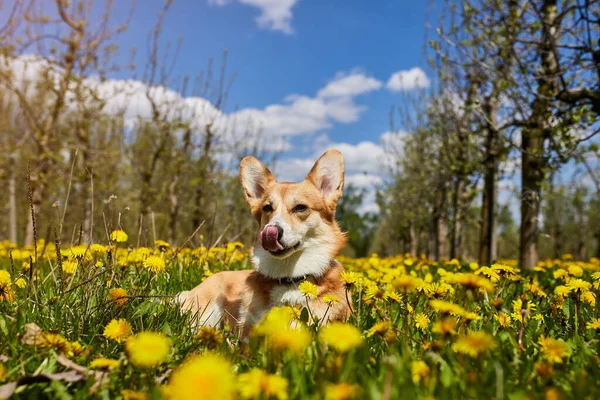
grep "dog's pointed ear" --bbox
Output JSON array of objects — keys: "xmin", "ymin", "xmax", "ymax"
[
  {"xmin": 306, "ymin": 150, "xmax": 345, "ymax": 205},
  {"xmin": 240, "ymin": 156, "xmax": 276, "ymax": 207}
]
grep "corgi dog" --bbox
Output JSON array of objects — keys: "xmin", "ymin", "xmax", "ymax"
[{"xmin": 177, "ymin": 150, "xmax": 351, "ymax": 336}]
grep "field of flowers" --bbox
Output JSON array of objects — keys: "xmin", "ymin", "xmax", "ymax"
[{"xmin": 0, "ymin": 232, "xmax": 599, "ymax": 399}]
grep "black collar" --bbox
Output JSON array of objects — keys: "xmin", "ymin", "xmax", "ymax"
[{"xmin": 277, "ymin": 275, "xmax": 310, "ymax": 285}]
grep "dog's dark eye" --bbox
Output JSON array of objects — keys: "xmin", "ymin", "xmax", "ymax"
[
  {"xmin": 262, "ymin": 204, "xmax": 273, "ymax": 213},
  {"xmin": 292, "ymin": 204, "xmax": 308, "ymax": 213}
]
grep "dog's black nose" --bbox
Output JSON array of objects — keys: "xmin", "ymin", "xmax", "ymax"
[{"xmin": 276, "ymin": 225, "xmax": 284, "ymax": 241}]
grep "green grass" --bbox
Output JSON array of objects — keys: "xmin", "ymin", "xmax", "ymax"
[{"xmin": 0, "ymin": 244, "xmax": 599, "ymax": 399}]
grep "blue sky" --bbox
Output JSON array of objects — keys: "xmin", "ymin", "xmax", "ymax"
[
  {"xmin": 18, "ymin": 0, "xmax": 598, "ymax": 217},
  {"xmin": 98, "ymin": 0, "xmax": 432, "ymax": 208}
]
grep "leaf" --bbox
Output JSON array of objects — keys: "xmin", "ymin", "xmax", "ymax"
[
  {"xmin": 562, "ymin": 298, "xmax": 571, "ymax": 321},
  {"xmin": 440, "ymin": 360, "xmax": 453, "ymax": 388},
  {"xmin": 161, "ymin": 321, "xmax": 172, "ymax": 335},
  {"xmin": 20, "ymin": 322, "xmax": 44, "ymax": 346},
  {"xmin": 0, "ymin": 316, "xmax": 7, "ymax": 337},
  {"xmin": 0, "ymin": 371, "xmax": 86, "ymax": 398},
  {"xmin": 300, "ymin": 307, "xmax": 309, "ymax": 324}
]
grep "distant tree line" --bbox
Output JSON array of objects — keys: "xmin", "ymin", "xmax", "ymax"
[
  {"xmin": 0, "ymin": 0, "xmax": 275, "ymax": 248},
  {"xmin": 374, "ymin": 0, "xmax": 600, "ymax": 267}
]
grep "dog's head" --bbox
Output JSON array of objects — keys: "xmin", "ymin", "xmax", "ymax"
[{"xmin": 240, "ymin": 150, "xmax": 347, "ymax": 279}]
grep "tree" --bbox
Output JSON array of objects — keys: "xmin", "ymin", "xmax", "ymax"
[{"xmin": 336, "ymin": 184, "xmax": 379, "ymax": 257}]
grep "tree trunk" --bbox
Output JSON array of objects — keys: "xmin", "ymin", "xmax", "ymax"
[
  {"xmin": 450, "ymin": 178, "xmax": 464, "ymax": 259},
  {"xmin": 520, "ymin": 0, "xmax": 558, "ymax": 270},
  {"xmin": 192, "ymin": 124, "xmax": 215, "ymax": 235},
  {"xmin": 8, "ymin": 154, "xmax": 17, "ymax": 244},
  {"xmin": 520, "ymin": 132, "xmax": 544, "ymax": 269},
  {"xmin": 596, "ymin": 229, "xmax": 600, "ymax": 259},
  {"xmin": 168, "ymin": 176, "xmax": 179, "ymax": 244},
  {"xmin": 432, "ymin": 186, "xmax": 446, "ymax": 261},
  {"xmin": 409, "ymin": 221, "xmax": 417, "ymax": 257},
  {"xmin": 479, "ymin": 97, "xmax": 499, "ymax": 266}
]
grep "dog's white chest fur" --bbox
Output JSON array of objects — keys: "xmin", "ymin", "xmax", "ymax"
[{"xmin": 269, "ymin": 284, "xmax": 309, "ymax": 307}]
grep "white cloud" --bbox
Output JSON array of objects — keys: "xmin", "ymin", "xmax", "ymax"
[
  {"xmin": 326, "ymin": 141, "xmax": 385, "ymax": 174},
  {"xmin": 273, "ymin": 157, "xmax": 317, "ymax": 182},
  {"xmin": 386, "ymin": 67, "xmax": 430, "ymax": 92},
  {"xmin": 273, "ymin": 139, "xmax": 388, "ymax": 183},
  {"xmin": 209, "ymin": 0, "xmax": 298, "ymax": 34},
  {"xmin": 346, "ymin": 173, "xmax": 383, "ymax": 188},
  {"xmin": 317, "ymin": 72, "xmax": 382, "ymax": 98},
  {"xmin": 3, "ymin": 55, "xmax": 383, "ymax": 160}
]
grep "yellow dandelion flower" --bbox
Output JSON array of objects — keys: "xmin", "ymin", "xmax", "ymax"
[
  {"xmin": 444, "ymin": 272, "xmax": 494, "ymax": 292},
  {"xmin": 411, "ymin": 360, "xmax": 430, "ymax": 384},
  {"xmin": 429, "ymin": 300, "xmax": 467, "ymax": 316},
  {"xmin": 0, "ymin": 270, "xmax": 10, "ymax": 286},
  {"xmin": 103, "ymin": 319, "xmax": 132, "ymax": 342},
  {"xmin": 155, "ymin": 240, "xmax": 171, "ymax": 252},
  {"xmin": 323, "ymin": 294, "xmax": 340, "ymax": 306},
  {"xmin": 90, "ymin": 244, "xmax": 109, "ymax": 256},
  {"xmin": 68, "ymin": 245, "xmax": 88, "ymax": 260},
  {"xmin": 121, "ymin": 390, "xmax": 149, "ymax": 400},
  {"xmin": 554, "ymin": 285, "xmax": 572, "ymax": 297},
  {"xmin": 14, "ymin": 277, "xmax": 27, "ymax": 289},
  {"xmin": 567, "ymin": 264, "xmax": 583, "ymax": 277},
  {"xmin": 0, "ymin": 363, "xmax": 5, "ymax": 381},
  {"xmin": 581, "ymin": 291, "xmax": 596, "ymax": 306},
  {"xmin": 67, "ymin": 341, "xmax": 85, "ymax": 357},
  {"xmin": 340, "ymin": 271, "xmax": 359, "ymax": 288},
  {"xmin": 511, "ymin": 298, "xmax": 536, "ymax": 322},
  {"xmin": 271, "ymin": 327, "xmax": 311, "ymax": 355},
  {"xmin": 367, "ymin": 321, "xmax": 396, "ymax": 343},
  {"xmin": 452, "ymin": 331, "xmax": 496, "ymax": 357},
  {"xmin": 587, "ymin": 318, "xmax": 600, "ymax": 330},
  {"xmin": 196, "ymin": 326, "xmax": 223, "ymax": 349},
  {"xmin": 252, "ymin": 307, "xmax": 311, "ymax": 354},
  {"xmin": 298, "ymin": 281, "xmax": 318, "ymax": 299},
  {"xmin": 539, "ymin": 337, "xmax": 570, "ymax": 364},
  {"xmin": 491, "ymin": 263, "xmax": 520, "ymax": 279},
  {"xmin": 89, "ymin": 357, "xmax": 120, "ymax": 370},
  {"xmin": 363, "ymin": 283, "xmax": 384, "ymax": 303},
  {"xmin": 432, "ymin": 317, "xmax": 458, "ymax": 335},
  {"xmin": 525, "ymin": 279, "xmax": 547, "ymax": 298},
  {"xmin": 553, "ymin": 269, "xmax": 568, "ymax": 280},
  {"xmin": 495, "ymin": 313, "xmax": 512, "ymax": 328},
  {"xmin": 163, "ymin": 353, "xmax": 235, "ymax": 400},
  {"xmin": 324, "ymin": 383, "xmax": 361, "ymax": 400},
  {"xmin": 422, "ymin": 282, "xmax": 453, "ymax": 298},
  {"xmin": 475, "ymin": 267, "xmax": 500, "ymax": 282},
  {"xmin": 319, "ymin": 323, "xmax": 363, "ymax": 353},
  {"xmin": 414, "ymin": 313, "xmax": 430, "ymax": 330},
  {"xmin": 39, "ymin": 333, "xmax": 70, "ymax": 353},
  {"xmin": 565, "ymin": 278, "xmax": 591, "ymax": 293},
  {"xmin": 109, "ymin": 288, "xmax": 128, "ymax": 306},
  {"xmin": 383, "ymin": 289, "xmax": 403, "ymax": 303},
  {"xmin": 392, "ymin": 275, "xmax": 418, "ymax": 292},
  {"xmin": 143, "ymin": 255, "xmax": 166, "ymax": 273},
  {"xmin": 0, "ymin": 270, "xmax": 15, "ymax": 302},
  {"xmin": 62, "ymin": 260, "xmax": 77, "ymax": 275},
  {"xmin": 238, "ymin": 369, "xmax": 288, "ymax": 400},
  {"xmin": 126, "ymin": 332, "xmax": 171, "ymax": 368},
  {"xmin": 110, "ymin": 229, "xmax": 128, "ymax": 243}
]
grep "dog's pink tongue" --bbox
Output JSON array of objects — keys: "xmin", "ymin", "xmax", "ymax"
[{"xmin": 259, "ymin": 225, "xmax": 284, "ymax": 252}]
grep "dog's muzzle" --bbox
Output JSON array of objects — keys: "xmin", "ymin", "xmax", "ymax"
[{"xmin": 259, "ymin": 224, "xmax": 284, "ymax": 252}]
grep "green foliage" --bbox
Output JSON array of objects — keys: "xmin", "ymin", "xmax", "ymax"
[{"xmin": 336, "ymin": 185, "xmax": 379, "ymax": 257}]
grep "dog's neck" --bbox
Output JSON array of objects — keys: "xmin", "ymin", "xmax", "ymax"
[{"xmin": 251, "ymin": 240, "xmax": 336, "ymax": 280}]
